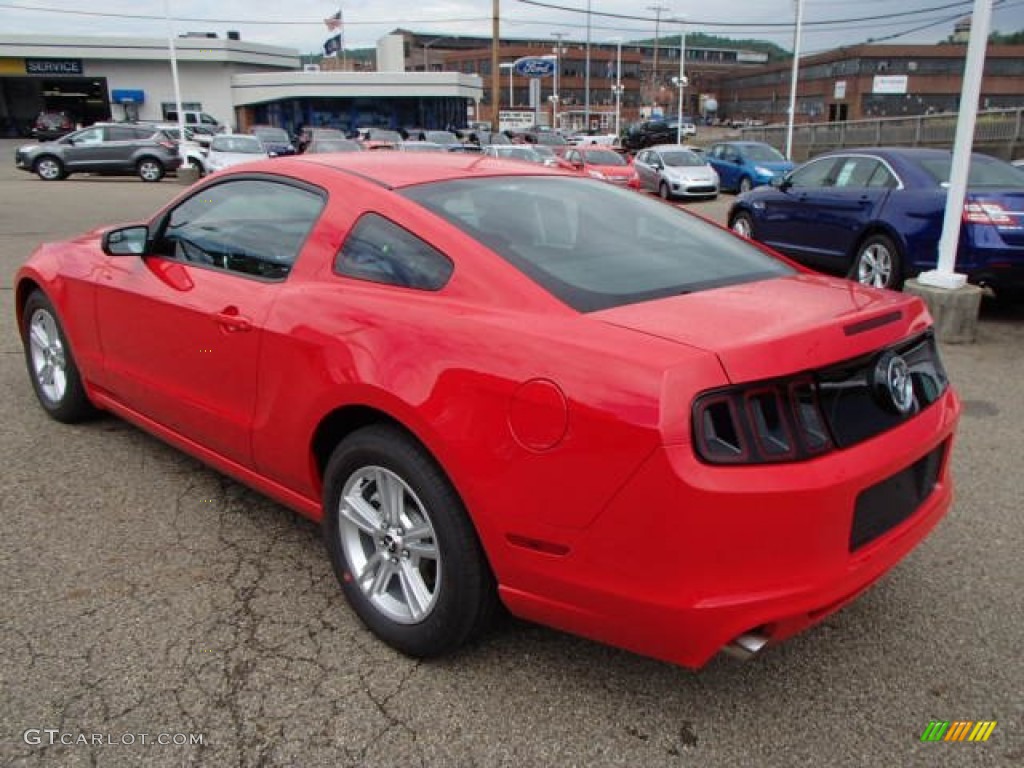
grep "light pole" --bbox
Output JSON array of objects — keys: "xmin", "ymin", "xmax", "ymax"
[
  {"xmin": 612, "ymin": 38, "xmax": 623, "ymax": 137},
  {"xmin": 785, "ymin": 0, "xmax": 805, "ymax": 161},
  {"xmin": 422, "ymin": 37, "xmax": 446, "ymax": 72},
  {"xmin": 674, "ymin": 21, "xmax": 687, "ymax": 144},
  {"xmin": 499, "ymin": 62, "xmax": 514, "ymax": 113},
  {"xmin": 551, "ymin": 32, "xmax": 566, "ymax": 130},
  {"xmin": 647, "ymin": 5, "xmax": 669, "ymax": 108}
]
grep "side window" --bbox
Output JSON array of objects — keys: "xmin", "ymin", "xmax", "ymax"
[
  {"xmin": 834, "ymin": 158, "xmax": 883, "ymax": 189},
  {"xmin": 335, "ymin": 213, "xmax": 454, "ymax": 291},
  {"xmin": 105, "ymin": 126, "xmax": 137, "ymax": 142},
  {"xmin": 866, "ymin": 162, "xmax": 899, "ymax": 189},
  {"xmin": 158, "ymin": 179, "xmax": 324, "ymax": 280},
  {"xmin": 72, "ymin": 127, "xmax": 104, "ymax": 145},
  {"xmin": 636, "ymin": 151, "xmax": 648, "ymax": 164},
  {"xmin": 789, "ymin": 158, "xmax": 838, "ymax": 188}
]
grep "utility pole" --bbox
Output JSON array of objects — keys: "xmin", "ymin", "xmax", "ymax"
[
  {"xmin": 585, "ymin": 0, "xmax": 592, "ymax": 130},
  {"xmin": 647, "ymin": 5, "xmax": 669, "ymax": 110}
]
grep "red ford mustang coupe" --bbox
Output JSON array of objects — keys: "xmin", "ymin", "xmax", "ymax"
[{"xmin": 16, "ymin": 153, "xmax": 959, "ymax": 668}]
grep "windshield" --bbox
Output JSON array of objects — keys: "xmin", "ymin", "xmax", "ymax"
[
  {"xmin": 402, "ymin": 177, "xmax": 792, "ymax": 312},
  {"xmin": 662, "ymin": 151, "xmax": 706, "ymax": 168},
  {"xmin": 492, "ymin": 146, "xmax": 542, "ymax": 162},
  {"xmin": 583, "ymin": 150, "xmax": 626, "ymax": 166},
  {"xmin": 917, "ymin": 155, "xmax": 1024, "ymax": 188},
  {"xmin": 401, "ymin": 142, "xmax": 444, "ymax": 152},
  {"xmin": 534, "ymin": 133, "xmax": 567, "ymax": 146},
  {"xmin": 253, "ymin": 127, "xmax": 289, "ymax": 142},
  {"xmin": 742, "ymin": 144, "xmax": 786, "ymax": 162},
  {"xmin": 212, "ymin": 136, "xmax": 264, "ymax": 154},
  {"xmin": 531, "ymin": 146, "xmax": 556, "ymax": 158}
]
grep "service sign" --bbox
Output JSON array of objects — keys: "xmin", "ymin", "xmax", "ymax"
[
  {"xmin": 513, "ymin": 57, "xmax": 555, "ymax": 78},
  {"xmin": 25, "ymin": 58, "xmax": 83, "ymax": 75}
]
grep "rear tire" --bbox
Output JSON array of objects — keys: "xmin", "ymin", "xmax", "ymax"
[
  {"xmin": 137, "ymin": 158, "xmax": 164, "ymax": 182},
  {"xmin": 21, "ymin": 291, "xmax": 95, "ymax": 423},
  {"xmin": 323, "ymin": 425, "xmax": 497, "ymax": 658},
  {"xmin": 850, "ymin": 234, "xmax": 902, "ymax": 289}
]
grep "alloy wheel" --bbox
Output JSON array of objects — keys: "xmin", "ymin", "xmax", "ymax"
[
  {"xmin": 28, "ymin": 308, "xmax": 68, "ymax": 404},
  {"xmin": 337, "ymin": 466, "xmax": 441, "ymax": 624}
]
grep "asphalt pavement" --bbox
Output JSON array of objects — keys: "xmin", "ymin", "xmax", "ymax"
[{"xmin": 0, "ymin": 139, "xmax": 1021, "ymax": 767}]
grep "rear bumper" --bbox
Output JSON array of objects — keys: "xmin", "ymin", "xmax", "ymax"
[{"xmin": 499, "ymin": 388, "xmax": 960, "ymax": 668}]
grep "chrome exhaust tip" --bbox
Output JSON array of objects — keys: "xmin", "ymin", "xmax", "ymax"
[{"xmin": 722, "ymin": 632, "xmax": 769, "ymax": 661}]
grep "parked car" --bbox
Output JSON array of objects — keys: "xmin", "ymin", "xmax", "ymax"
[
  {"xmin": 154, "ymin": 125, "xmax": 209, "ymax": 175},
  {"xmin": 203, "ymin": 134, "xmax": 269, "ymax": 173},
  {"xmin": 463, "ymin": 130, "xmax": 510, "ymax": 146},
  {"xmin": 16, "ymin": 152, "xmax": 959, "ymax": 669},
  {"xmin": 559, "ymin": 146, "xmax": 634, "ymax": 186},
  {"xmin": 1012, "ymin": 158, "xmax": 1024, "ymax": 169},
  {"xmin": 297, "ymin": 127, "xmax": 347, "ymax": 153},
  {"xmin": 248, "ymin": 125, "xmax": 296, "ymax": 157},
  {"xmin": 728, "ymin": 147, "xmax": 1024, "ymax": 294},
  {"xmin": 15, "ymin": 123, "xmax": 181, "ymax": 181},
  {"xmin": 31, "ymin": 110, "xmax": 75, "ymax": 141},
  {"xmin": 481, "ymin": 145, "xmax": 547, "ymax": 164},
  {"xmin": 516, "ymin": 131, "xmax": 568, "ymax": 148},
  {"xmin": 621, "ymin": 120, "xmax": 676, "ymax": 152},
  {"xmin": 305, "ymin": 138, "xmax": 364, "ymax": 154},
  {"xmin": 707, "ymin": 141, "xmax": 794, "ymax": 193},
  {"xmin": 165, "ymin": 110, "xmax": 223, "ymax": 133},
  {"xmin": 358, "ymin": 128, "xmax": 403, "ymax": 150},
  {"xmin": 395, "ymin": 141, "xmax": 446, "ymax": 152},
  {"xmin": 633, "ymin": 145, "xmax": 719, "ymax": 200}
]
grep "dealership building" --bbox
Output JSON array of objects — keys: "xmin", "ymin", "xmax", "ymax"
[{"xmin": 0, "ymin": 34, "xmax": 483, "ymax": 137}]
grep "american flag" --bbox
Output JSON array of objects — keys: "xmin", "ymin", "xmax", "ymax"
[{"xmin": 324, "ymin": 11, "xmax": 342, "ymax": 32}]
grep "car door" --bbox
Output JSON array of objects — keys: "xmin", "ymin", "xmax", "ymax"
[
  {"xmin": 754, "ymin": 156, "xmax": 840, "ymax": 257},
  {"xmin": 60, "ymin": 126, "xmax": 107, "ymax": 172},
  {"xmin": 93, "ymin": 177, "xmax": 326, "ymax": 466},
  {"xmin": 782, "ymin": 156, "xmax": 897, "ymax": 270}
]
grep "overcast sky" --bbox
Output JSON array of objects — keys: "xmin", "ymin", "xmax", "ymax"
[{"xmin": 2, "ymin": 0, "xmax": 1023, "ymax": 55}]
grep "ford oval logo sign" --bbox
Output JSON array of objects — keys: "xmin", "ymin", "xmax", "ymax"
[{"xmin": 513, "ymin": 57, "xmax": 556, "ymax": 78}]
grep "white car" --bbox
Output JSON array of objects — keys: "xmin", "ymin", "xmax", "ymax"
[
  {"xmin": 633, "ymin": 144, "xmax": 719, "ymax": 200},
  {"xmin": 203, "ymin": 134, "xmax": 269, "ymax": 173}
]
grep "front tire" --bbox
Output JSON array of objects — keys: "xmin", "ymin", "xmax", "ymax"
[
  {"xmin": 659, "ymin": 181, "xmax": 672, "ymax": 200},
  {"xmin": 34, "ymin": 156, "xmax": 65, "ymax": 181},
  {"xmin": 738, "ymin": 176, "xmax": 753, "ymax": 194},
  {"xmin": 21, "ymin": 291, "xmax": 95, "ymax": 423},
  {"xmin": 850, "ymin": 234, "xmax": 902, "ymax": 289},
  {"xmin": 323, "ymin": 425, "xmax": 497, "ymax": 658},
  {"xmin": 731, "ymin": 211, "xmax": 755, "ymax": 239},
  {"xmin": 137, "ymin": 158, "xmax": 164, "ymax": 182}
]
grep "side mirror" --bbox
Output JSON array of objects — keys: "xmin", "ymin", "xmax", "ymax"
[
  {"xmin": 102, "ymin": 225, "xmax": 149, "ymax": 256},
  {"xmin": 773, "ymin": 176, "xmax": 792, "ymax": 190}
]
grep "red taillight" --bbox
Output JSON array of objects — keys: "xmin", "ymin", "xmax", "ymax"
[
  {"xmin": 963, "ymin": 201, "xmax": 1013, "ymax": 226},
  {"xmin": 627, "ymin": 171, "xmax": 641, "ymax": 190},
  {"xmin": 158, "ymin": 140, "xmax": 177, "ymax": 151},
  {"xmin": 692, "ymin": 377, "xmax": 833, "ymax": 465}
]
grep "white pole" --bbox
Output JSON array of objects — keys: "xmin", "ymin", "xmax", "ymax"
[
  {"xmin": 676, "ymin": 24, "xmax": 686, "ymax": 144},
  {"xmin": 164, "ymin": 0, "xmax": 185, "ymax": 161},
  {"xmin": 551, "ymin": 32, "xmax": 565, "ymax": 130},
  {"xmin": 584, "ymin": 0, "xmax": 591, "ymax": 130},
  {"xmin": 785, "ymin": 0, "xmax": 804, "ymax": 161},
  {"xmin": 918, "ymin": 0, "xmax": 994, "ymax": 290},
  {"xmin": 615, "ymin": 39, "xmax": 623, "ymax": 138}
]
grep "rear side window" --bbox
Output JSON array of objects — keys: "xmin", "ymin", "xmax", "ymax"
[
  {"xmin": 335, "ymin": 214, "xmax": 453, "ymax": 291},
  {"xmin": 918, "ymin": 156, "xmax": 1024, "ymax": 188}
]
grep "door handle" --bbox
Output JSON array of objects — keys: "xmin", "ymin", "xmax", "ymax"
[{"xmin": 214, "ymin": 308, "xmax": 252, "ymax": 332}]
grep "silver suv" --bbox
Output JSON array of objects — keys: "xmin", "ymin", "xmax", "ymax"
[{"xmin": 15, "ymin": 123, "xmax": 182, "ymax": 182}]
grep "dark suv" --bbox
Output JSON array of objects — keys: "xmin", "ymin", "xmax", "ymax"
[
  {"xmin": 15, "ymin": 124, "xmax": 182, "ymax": 181},
  {"xmin": 31, "ymin": 111, "xmax": 75, "ymax": 141},
  {"xmin": 621, "ymin": 120, "xmax": 676, "ymax": 152}
]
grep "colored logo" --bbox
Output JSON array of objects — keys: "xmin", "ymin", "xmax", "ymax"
[
  {"xmin": 920, "ymin": 721, "xmax": 997, "ymax": 742},
  {"xmin": 513, "ymin": 57, "xmax": 556, "ymax": 78}
]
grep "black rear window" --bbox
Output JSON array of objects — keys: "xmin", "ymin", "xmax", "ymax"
[
  {"xmin": 917, "ymin": 155, "xmax": 1024, "ymax": 188},
  {"xmin": 402, "ymin": 177, "xmax": 793, "ymax": 312}
]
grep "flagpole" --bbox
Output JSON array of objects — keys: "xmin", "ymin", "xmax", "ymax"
[{"xmin": 340, "ymin": 7, "xmax": 346, "ymax": 70}]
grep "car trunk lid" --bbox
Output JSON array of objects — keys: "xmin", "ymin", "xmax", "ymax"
[{"xmin": 592, "ymin": 274, "xmax": 932, "ymax": 383}]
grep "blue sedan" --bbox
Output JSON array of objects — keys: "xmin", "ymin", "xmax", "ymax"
[
  {"xmin": 707, "ymin": 141, "xmax": 794, "ymax": 193},
  {"xmin": 727, "ymin": 147, "xmax": 1024, "ymax": 294}
]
